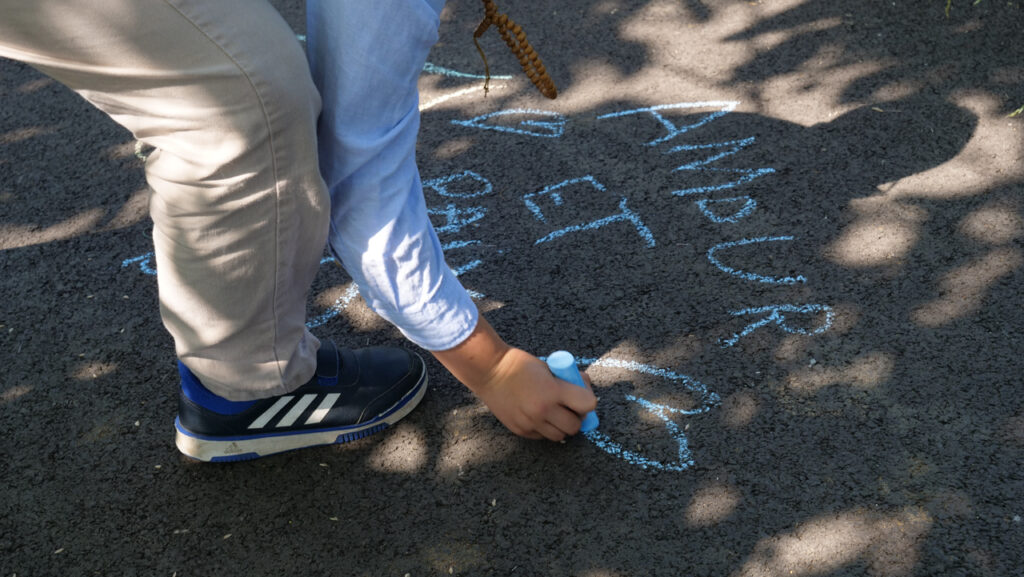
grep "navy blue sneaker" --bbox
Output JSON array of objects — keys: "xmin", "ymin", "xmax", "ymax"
[{"xmin": 174, "ymin": 341, "xmax": 427, "ymax": 462}]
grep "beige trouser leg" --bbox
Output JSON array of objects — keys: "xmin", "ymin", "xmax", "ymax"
[{"xmin": 0, "ymin": 0, "xmax": 329, "ymax": 400}]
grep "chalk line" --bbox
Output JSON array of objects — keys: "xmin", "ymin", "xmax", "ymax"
[
  {"xmin": 427, "ymin": 204, "xmax": 487, "ymax": 235},
  {"xmin": 524, "ymin": 176, "xmax": 656, "ymax": 248},
  {"xmin": 452, "ymin": 108, "xmax": 566, "ymax": 138},
  {"xmin": 707, "ymin": 236, "xmax": 807, "ymax": 285},
  {"xmin": 695, "ymin": 196, "xmax": 758, "ymax": 223},
  {"xmin": 573, "ymin": 356, "xmax": 720, "ymax": 473},
  {"xmin": 666, "ymin": 138, "xmax": 775, "ymax": 196},
  {"xmin": 420, "ymin": 84, "xmax": 507, "ymax": 112},
  {"xmin": 422, "ymin": 62, "xmax": 513, "ymax": 80},
  {"xmin": 720, "ymin": 304, "xmax": 835, "ymax": 347},
  {"xmin": 121, "ymin": 252, "xmax": 156, "ymax": 275},
  {"xmin": 597, "ymin": 101, "xmax": 739, "ymax": 146},
  {"xmin": 423, "ymin": 171, "xmax": 494, "ymax": 199}
]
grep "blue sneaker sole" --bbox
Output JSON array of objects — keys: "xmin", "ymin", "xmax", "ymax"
[{"xmin": 174, "ymin": 371, "xmax": 428, "ymax": 463}]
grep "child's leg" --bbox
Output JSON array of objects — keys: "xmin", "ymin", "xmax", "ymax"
[{"xmin": 0, "ymin": 0, "xmax": 328, "ymax": 400}]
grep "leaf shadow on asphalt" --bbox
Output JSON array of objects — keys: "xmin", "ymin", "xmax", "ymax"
[{"xmin": 1, "ymin": 1, "xmax": 1022, "ymax": 576}]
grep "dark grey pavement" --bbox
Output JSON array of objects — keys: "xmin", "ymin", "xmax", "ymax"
[{"xmin": 2, "ymin": 1, "xmax": 1022, "ymax": 575}]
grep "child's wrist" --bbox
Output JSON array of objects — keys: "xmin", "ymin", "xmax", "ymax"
[{"xmin": 431, "ymin": 315, "xmax": 511, "ymax": 394}]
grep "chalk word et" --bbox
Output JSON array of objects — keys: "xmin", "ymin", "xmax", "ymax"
[{"xmin": 523, "ymin": 175, "xmax": 656, "ymax": 248}]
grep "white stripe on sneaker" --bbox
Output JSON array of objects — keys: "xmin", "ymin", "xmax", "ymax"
[
  {"xmin": 305, "ymin": 393, "xmax": 340, "ymax": 425},
  {"xmin": 248, "ymin": 396, "xmax": 293, "ymax": 429},
  {"xmin": 277, "ymin": 394, "xmax": 318, "ymax": 428}
]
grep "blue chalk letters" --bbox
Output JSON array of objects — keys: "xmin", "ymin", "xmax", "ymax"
[
  {"xmin": 578, "ymin": 357, "xmax": 719, "ymax": 472},
  {"xmin": 423, "ymin": 170, "xmax": 493, "ymax": 199},
  {"xmin": 707, "ymin": 236, "xmax": 807, "ymax": 285},
  {"xmin": 451, "ymin": 108, "xmax": 567, "ymax": 138},
  {"xmin": 721, "ymin": 304, "xmax": 836, "ymax": 348},
  {"xmin": 121, "ymin": 252, "xmax": 157, "ymax": 276},
  {"xmin": 118, "ymin": 92, "xmax": 838, "ymax": 474},
  {"xmin": 596, "ymin": 101, "xmax": 738, "ymax": 146},
  {"xmin": 523, "ymin": 176, "xmax": 656, "ymax": 248},
  {"xmin": 695, "ymin": 197, "xmax": 759, "ymax": 223}
]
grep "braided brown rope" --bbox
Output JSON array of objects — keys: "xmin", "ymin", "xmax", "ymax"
[{"xmin": 474, "ymin": 0, "xmax": 558, "ymax": 99}]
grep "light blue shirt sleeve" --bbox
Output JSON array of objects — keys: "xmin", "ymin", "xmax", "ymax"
[{"xmin": 307, "ymin": 0, "xmax": 478, "ymax": 351}]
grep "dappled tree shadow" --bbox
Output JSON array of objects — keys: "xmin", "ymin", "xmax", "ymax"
[
  {"xmin": 0, "ymin": 61, "xmax": 149, "ymax": 250},
  {"xmin": 724, "ymin": 0, "xmax": 1023, "ymax": 113},
  {"xmin": 2, "ymin": 1, "xmax": 1022, "ymax": 576}
]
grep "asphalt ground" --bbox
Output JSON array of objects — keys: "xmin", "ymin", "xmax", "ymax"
[{"xmin": 2, "ymin": 1, "xmax": 1022, "ymax": 575}]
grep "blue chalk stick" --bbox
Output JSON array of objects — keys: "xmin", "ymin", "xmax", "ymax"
[{"xmin": 546, "ymin": 351, "xmax": 599, "ymax": 432}]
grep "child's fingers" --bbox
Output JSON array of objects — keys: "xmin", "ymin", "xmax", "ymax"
[
  {"xmin": 545, "ymin": 405, "xmax": 585, "ymax": 437},
  {"xmin": 520, "ymin": 429, "xmax": 545, "ymax": 441},
  {"xmin": 580, "ymin": 370, "xmax": 594, "ymax": 389},
  {"xmin": 556, "ymin": 377, "xmax": 598, "ymax": 416},
  {"xmin": 536, "ymin": 422, "xmax": 568, "ymax": 442}
]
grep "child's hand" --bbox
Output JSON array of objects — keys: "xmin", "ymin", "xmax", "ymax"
[
  {"xmin": 474, "ymin": 346, "xmax": 596, "ymax": 440},
  {"xmin": 431, "ymin": 316, "xmax": 597, "ymax": 441}
]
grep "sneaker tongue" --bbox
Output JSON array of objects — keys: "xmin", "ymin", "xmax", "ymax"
[
  {"xmin": 334, "ymin": 347, "xmax": 361, "ymax": 387},
  {"xmin": 315, "ymin": 343, "xmax": 359, "ymax": 388},
  {"xmin": 312, "ymin": 341, "xmax": 337, "ymax": 387}
]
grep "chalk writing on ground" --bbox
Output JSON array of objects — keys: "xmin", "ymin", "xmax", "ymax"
[
  {"xmin": 596, "ymin": 101, "xmax": 739, "ymax": 146},
  {"xmin": 667, "ymin": 137, "xmax": 776, "ymax": 197},
  {"xmin": 119, "ymin": 70, "xmax": 835, "ymax": 472},
  {"xmin": 522, "ymin": 176, "xmax": 656, "ymax": 248},
  {"xmin": 422, "ymin": 62, "xmax": 512, "ymax": 81},
  {"xmin": 721, "ymin": 304, "xmax": 835, "ymax": 348},
  {"xmin": 696, "ymin": 197, "xmax": 759, "ymax": 223},
  {"xmin": 451, "ymin": 109, "xmax": 567, "ymax": 138},
  {"xmin": 576, "ymin": 357, "xmax": 720, "ymax": 472},
  {"xmin": 121, "ymin": 252, "xmax": 156, "ymax": 276},
  {"xmin": 706, "ymin": 236, "xmax": 807, "ymax": 285}
]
